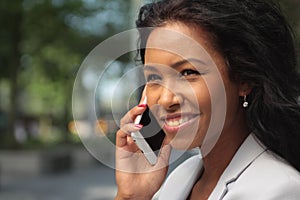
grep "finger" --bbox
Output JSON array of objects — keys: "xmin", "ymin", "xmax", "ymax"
[
  {"xmin": 127, "ymin": 136, "xmax": 140, "ymax": 152},
  {"xmin": 116, "ymin": 129, "xmax": 129, "ymax": 148},
  {"xmin": 120, "ymin": 123, "xmax": 143, "ymax": 136},
  {"xmin": 116, "ymin": 123, "xmax": 143, "ymax": 147},
  {"xmin": 116, "ymin": 130, "xmax": 141, "ymax": 162},
  {"xmin": 120, "ymin": 106, "xmax": 147, "ymax": 127}
]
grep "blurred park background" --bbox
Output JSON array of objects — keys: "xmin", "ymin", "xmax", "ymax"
[{"xmin": 0, "ymin": 0, "xmax": 299, "ymax": 199}]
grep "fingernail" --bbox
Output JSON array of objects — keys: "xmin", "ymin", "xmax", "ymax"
[
  {"xmin": 135, "ymin": 124, "xmax": 143, "ymax": 128},
  {"xmin": 138, "ymin": 104, "xmax": 147, "ymax": 108}
]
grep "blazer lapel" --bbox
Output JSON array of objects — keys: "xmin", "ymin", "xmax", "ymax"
[
  {"xmin": 208, "ymin": 134, "xmax": 267, "ymax": 200},
  {"xmin": 158, "ymin": 153, "xmax": 203, "ymax": 200}
]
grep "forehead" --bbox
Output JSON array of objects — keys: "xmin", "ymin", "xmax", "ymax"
[
  {"xmin": 147, "ymin": 23, "xmax": 214, "ymax": 55},
  {"xmin": 145, "ymin": 23, "xmax": 215, "ymax": 62},
  {"xmin": 144, "ymin": 22, "xmax": 226, "ymax": 74}
]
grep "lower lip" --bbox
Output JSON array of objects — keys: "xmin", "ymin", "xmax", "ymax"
[{"xmin": 163, "ymin": 116, "xmax": 199, "ymax": 135}]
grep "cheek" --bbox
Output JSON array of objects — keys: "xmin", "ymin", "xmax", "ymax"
[
  {"xmin": 145, "ymin": 87, "xmax": 160, "ymax": 105},
  {"xmin": 195, "ymin": 85, "xmax": 212, "ymax": 137},
  {"xmin": 191, "ymin": 82, "xmax": 211, "ymax": 113}
]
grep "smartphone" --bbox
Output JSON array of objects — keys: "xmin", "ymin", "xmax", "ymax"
[{"xmin": 131, "ymin": 106, "xmax": 166, "ymax": 165}]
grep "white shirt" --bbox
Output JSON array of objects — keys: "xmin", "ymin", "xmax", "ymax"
[{"xmin": 158, "ymin": 134, "xmax": 300, "ymax": 200}]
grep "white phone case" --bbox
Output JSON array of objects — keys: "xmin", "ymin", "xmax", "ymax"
[
  {"xmin": 131, "ymin": 96, "xmax": 162, "ymax": 165},
  {"xmin": 131, "ymin": 131, "xmax": 158, "ymax": 165}
]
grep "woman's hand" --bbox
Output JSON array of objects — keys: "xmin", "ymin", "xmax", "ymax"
[{"xmin": 115, "ymin": 101, "xmax": 171, "ymax": 200}]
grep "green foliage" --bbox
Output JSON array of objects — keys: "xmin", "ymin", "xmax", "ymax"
[
  {"xmin": 0, "ymin": 0, "xmax": 131, "ymax": 149},
  {"xmin": 0, "ymin": 0, "xmax": 298, "ymax": 149}
]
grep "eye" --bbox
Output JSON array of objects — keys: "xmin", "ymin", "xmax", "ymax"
[
  {"xmin": 181, "ymin": 69, "xmax": 200, "ymax": 77},
  {"xmin": 146, "ymin": 74, "xmax": 162, "ymax": 82}
]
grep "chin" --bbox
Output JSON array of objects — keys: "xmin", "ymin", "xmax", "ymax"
[
  {"xmin": 165, "ymin": 126, "xmax": 201, "ymax": 150},
  {"xmin": 167, "ymin": 136, "xmax": 198, "ymax": 151}
]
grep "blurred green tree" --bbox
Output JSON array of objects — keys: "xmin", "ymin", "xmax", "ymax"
[
  {"xmin": 0, "ymin": 1, "xmax": 23, "ymax": 147},
  {"xmin": 0, "ymin": 0, "xmax": 298, "ymax": 149},
  {"xmin": 0, "ymin": 0, "xmax": 131, "ymax": 148}
]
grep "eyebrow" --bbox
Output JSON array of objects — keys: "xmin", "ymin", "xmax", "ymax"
[{"xmin": 144, "ymin": 58, "xmax": 206, "ymax": 71}]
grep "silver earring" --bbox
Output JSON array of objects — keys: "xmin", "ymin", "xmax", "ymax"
[{"xmin": 243, "ymin": 95, "xmax": 249, "ymax": 108}]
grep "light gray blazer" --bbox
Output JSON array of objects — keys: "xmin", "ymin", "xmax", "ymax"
[{"xmin": 157, "ymin": 134, "xmax": 300, "ymax": 200}]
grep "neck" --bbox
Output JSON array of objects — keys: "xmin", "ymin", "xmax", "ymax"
[
  {"xmin": 193, "ymin": 115, "xmax": 250, "ymax": 198},
  {"xmin": 202, "ymin": 127, "xmax": 249, "ymax": 181}
]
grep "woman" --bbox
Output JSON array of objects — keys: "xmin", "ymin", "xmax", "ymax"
[{"xmin": 115, "ymin": 0, "xmax": 300, "ymax": 199}]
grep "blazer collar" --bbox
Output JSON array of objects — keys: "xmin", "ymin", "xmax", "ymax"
[
  {"xmin": 158, "ymin": 152, "xmax": 203, "ymax": 200},
  {"xmin": 208, "ymin": 134, "xmax": 267, "ymax": 199}
]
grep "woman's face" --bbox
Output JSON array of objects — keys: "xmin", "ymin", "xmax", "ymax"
[{"xmin": 144, "ymin": 22, "xmax": 242, "ymax": 151}]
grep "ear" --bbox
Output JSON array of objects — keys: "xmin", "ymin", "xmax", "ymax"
[{"xmin": 238, "ymin": 82, "xmax": 252, "ymax": 96}]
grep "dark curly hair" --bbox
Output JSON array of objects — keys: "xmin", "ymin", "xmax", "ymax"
[{"xmin": 136, "ymin": 0, "xmax": 300, "ymax": 171}]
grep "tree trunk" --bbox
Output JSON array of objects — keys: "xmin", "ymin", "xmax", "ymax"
[{"xmin": 6, "ymin": 2, "xmax": 22, "ymax": 148}]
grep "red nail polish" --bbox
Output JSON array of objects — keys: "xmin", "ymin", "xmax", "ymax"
[
  {"xmin": 138, "ymin": 104, "xmax": 147, "ymax": 108},
  {"xmin": 135, "ymin": 124, "xmax": 143, "ymax": 128}
]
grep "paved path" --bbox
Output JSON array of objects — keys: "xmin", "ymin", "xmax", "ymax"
[
  {"xmin": 0, "ymin": 148, "xmax": 198, "ymax": 200},
  {"xmin": 0, "ymin": 164, "xmax": 117, "ymax": 200}
]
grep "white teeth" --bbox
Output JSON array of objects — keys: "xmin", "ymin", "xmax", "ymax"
[{"xmin": 166, "ymin": 116, "xmax": 189, "ymax": 127}]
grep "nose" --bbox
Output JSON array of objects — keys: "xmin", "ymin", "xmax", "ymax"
[{"xmin": 157, "ymin": 85, "xmax": 183, "ymax": 111}]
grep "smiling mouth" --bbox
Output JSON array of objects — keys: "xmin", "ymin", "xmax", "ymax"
[
  {"xmin": 165, "ymin": 116, "xmax": 190, "ymax": 127},
  {"xmin": 163, "ymin": 114, "xmax": 199, "ymax": 128}
]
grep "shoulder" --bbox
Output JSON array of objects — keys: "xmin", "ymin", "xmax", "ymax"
[
  {"xmin": 226, "ymin": 149, "xmax": 300, "ymax": 199},
  {"xmin": 254, "ymin": 150, "xmax": 300, "ymax": 181},
  {"xmin": 253, "ymin": 150, "xmax": 300, "ymax": 191},
  {"xmin": 211, "ymin": 134, "xmax": 300, "ymax": 200}
]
